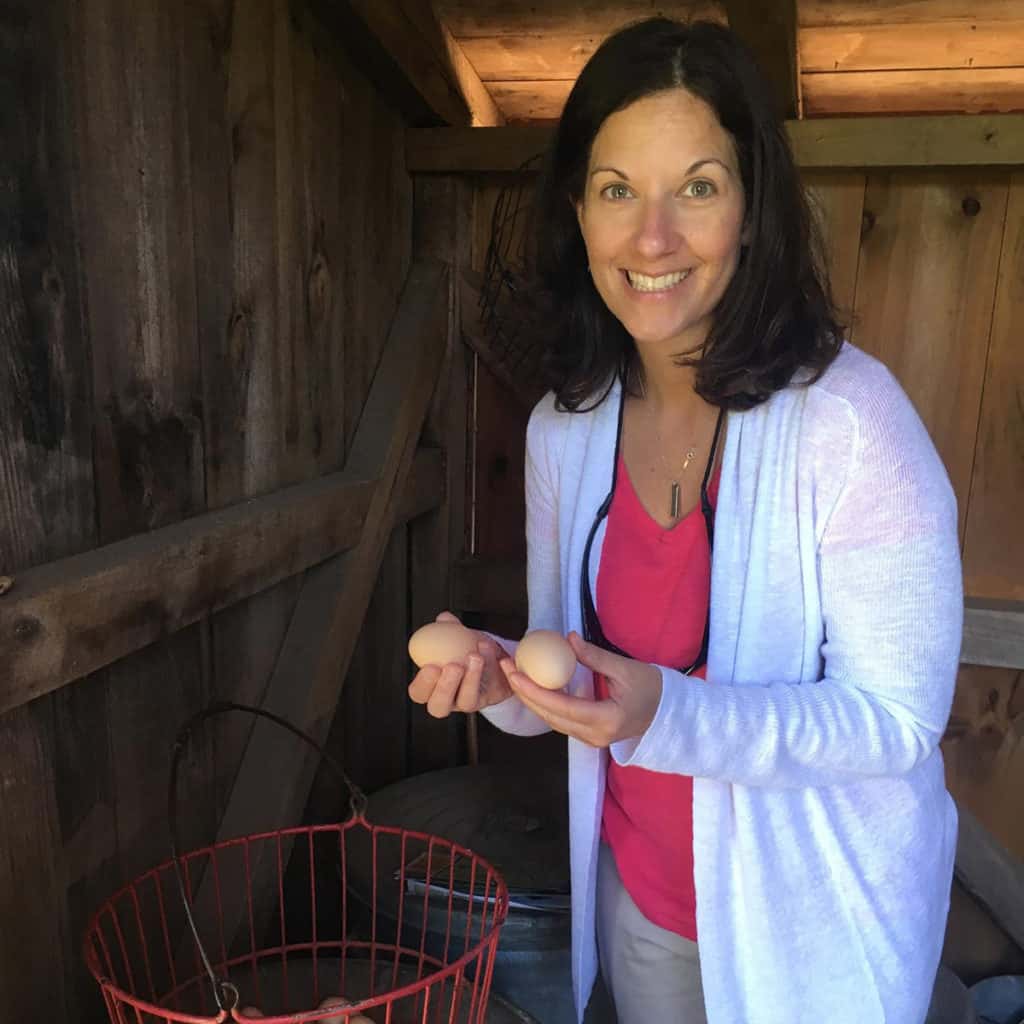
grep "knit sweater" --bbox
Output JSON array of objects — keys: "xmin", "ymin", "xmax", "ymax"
[{"xmin": 481, "ymin": 342, "xmax": 963, "ymax": 1023}]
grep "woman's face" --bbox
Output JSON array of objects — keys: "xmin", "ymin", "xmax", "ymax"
[{"xmin": 576, "ymin": 88, "xmax": 747, "ymax": 355}]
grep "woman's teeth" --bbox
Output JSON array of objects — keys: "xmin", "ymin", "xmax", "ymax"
[{"xmin": 626, "ymin": 269, "xmax": 691, "ymax": 292}]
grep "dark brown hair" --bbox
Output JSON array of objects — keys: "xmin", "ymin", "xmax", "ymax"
[{"xmin": 528, "ymin": 18, "xmax": 843, "ymax": 412}]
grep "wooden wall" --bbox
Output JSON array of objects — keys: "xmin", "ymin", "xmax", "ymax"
[
  {"xmin": 0, "ymin": 0, "xmax": 421, "ymax": 1019},
  {"xmin": 467, "ymin": 167, "xmax": 1024, "ymax": 900}
]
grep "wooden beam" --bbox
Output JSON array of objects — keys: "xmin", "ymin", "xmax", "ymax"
[
  {"xmin": 190, "ymin": 259, "xmax": 449, "ymax": 953},
  {"xmin": 962, "ymin": 598, "xmax": 1024, "ymax": 670},
  {"xmin": 0, "ymin": 450, "xmax": 444, "ymax": 718},
  {"xmin": 407, "ymin": 114, "xmax": 1024, "ymax": 172},
  {"xmin": 955, "ymin": 801, "xmax": 1024, "ymax": 954},
  {"xmin": 438, "ymin": 19, "xmax": 505, "ymax": 126},
  {"xmin": 724, "ymin": 0, "xmax": 800, "ymax": 119},
  {"xmin": 803, "ymin": 68, "xmax": 1024, "ymax": 118},
  {"xmin": 303, "ymin": 0, "xmax": 501, "ymax": 126},
  {"xmin": 800, "ymin": 21, "xmax": 1024, "ymax": 73}
]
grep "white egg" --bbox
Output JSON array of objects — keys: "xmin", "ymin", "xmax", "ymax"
[
  {"xmin": 408, "ymin": 621, "xmax": 480, "ymax": 669},
  {"xmin": 514, "ymin": 630, "xmax": 577, "ymax": 690}
]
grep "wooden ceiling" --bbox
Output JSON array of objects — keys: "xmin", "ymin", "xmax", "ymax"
[{"xmin": 434, "ymin": 0, "xmax": 1024, "ymax": 123}]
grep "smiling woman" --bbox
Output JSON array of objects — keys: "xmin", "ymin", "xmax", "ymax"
[{"xmin": 406, "ymin": 17, "xmax": 963, "ymax": 1024}]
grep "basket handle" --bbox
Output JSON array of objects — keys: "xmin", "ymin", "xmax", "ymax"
[{"xmin": 168, "ymin": 700, "xmax": 368, "ymax": 1014}]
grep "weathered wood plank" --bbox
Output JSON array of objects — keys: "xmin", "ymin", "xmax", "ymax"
[
  {"xmin": 724, "ymin": 0, "xmax": 800, "ymax": 119},
  {"xmin": 962, "ymin": 173, "xmax": 1024, "ymax": 602},
  {"xmin": 408, "ymin": 114, "xmax": 1024, "ymax": 172},
  {"xmin": 849, "ymin": 170, "xmax": 1009, "ymax": 540},
  {"xmin": 801, "ymin": 170, "xmax": 866, "ymax": 322},
  {"xmin": 488, "ymin": 79, "xmax": 574, "ymax": 122},
  {"xmin": 962, "ymin": 599, "xmax": 1024, "ymax": 670},
  {"xmin": 71, "ymin": 3, "xmax": 216, "ymax": 965},
  {"xmin": 803, "ymin": 67, "xmax": 1024, "ymax": 117},
  {"xmin": 437, "ymin": 0, "xmax": 725, "ymax": 37},
  {"xmin": 0, "ymin": 449, "xmax": 443, "ymax": 718},
  {"xmin": 800, "ymin": 21, "xmax": 1024, "ymax": 73},
  {"xmin": 801, "ymin": 0, "xmax": 1023, "ymax": 27},
  {"xmin": 458, "ymin": 34, "xmax": 602, "ymax": 81},
  {"xmin": 195, "ymin": 259, "xmax": 449, "ymax": 949},
  {"xmin": 407, "ymin": 176, "xmax": 476, "ymax": 774}
]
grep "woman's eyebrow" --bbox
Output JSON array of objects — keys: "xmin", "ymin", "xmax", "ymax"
[{"xmin": 590, "ymin": 158, "xmax": 734, "ymax": 179}]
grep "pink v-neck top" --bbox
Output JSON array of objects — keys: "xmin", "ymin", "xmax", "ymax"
[{"xmin": 593, "ymin": 454, "xmax": 721, "ymax": 941}]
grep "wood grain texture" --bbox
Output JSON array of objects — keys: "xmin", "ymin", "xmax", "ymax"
[
  {"xmin": 803, "ymin": 67, "xmax": 1024, "ymax": 116},
  {"xmin": 194, "ymin": 260, "xmax": 450, "ymax": 951},
  {"xmin": 962, "ymin": 600, "xmax": 1024, "ymax": 670},
  {"xmin": 800, "ymin": 21, "xmax": 1024, "ymax": 72},
  {"xmin": 849, "ymin": 169, "xmax": 1009, "ymax": 539},
  {"xmin": 801, "ymin": 170, "xmax": 867, "ymax": 324},
  {"xmin": 487, "ymin": 80, "xmax": 575, "ymax": 123},
  {"xmin": 0, "ymin": 450, "xmax": 443, "ymax": 717},
  {"xmin": 801, "ymin": 0, "xmax": 1024, "ymax": 27},
  {"xmin": 68, "ymin": 3, "xmax": 215, "ymax": 1011},
  {"xmin": 406, "ymin": 176, "xmax": 476, "ymax": 775},
  {"xmin": 962, "ymin": 173, "xmax": 1024, "ymax": 602},
  {"xmin": 459, "ymin": 34, "xmax": 602, "ymax": 81},
  {"xmin": 437, "ymin": 0, "xmax": 725, "ymax": 37}
]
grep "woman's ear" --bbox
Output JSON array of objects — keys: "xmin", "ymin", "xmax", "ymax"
[{"xmin": 573, "ymin": 193, "xmax": 585, "ymax": 230}]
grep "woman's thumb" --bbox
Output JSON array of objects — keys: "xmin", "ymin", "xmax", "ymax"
[{"xmin": 568, "ymin": 632, "xmax": 618, "ymax": 676}]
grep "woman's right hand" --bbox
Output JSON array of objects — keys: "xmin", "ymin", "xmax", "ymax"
[{"xmin": 407, "ymin": 612, "xmax": 514, "ymax": 718}]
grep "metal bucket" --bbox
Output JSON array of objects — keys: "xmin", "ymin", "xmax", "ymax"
[{"xmin": 349, "ymin": 765, "xmax": 577, "ymax": 1023}]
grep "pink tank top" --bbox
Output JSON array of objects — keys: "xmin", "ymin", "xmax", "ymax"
[{"xmin": 593, "ymin": 455, "xmax": 720, "ymax": 940}]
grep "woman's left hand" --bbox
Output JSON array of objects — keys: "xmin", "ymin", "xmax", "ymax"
[{"xmin": 499, "ymin": 632, "xmax": 663, "ymax": 748}]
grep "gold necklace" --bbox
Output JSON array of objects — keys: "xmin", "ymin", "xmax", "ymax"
[
  {"xmin": 638, "ymin": 379, "xmax": 703, "ymax": 520},
  {"xmin": 655, "ymin": 433, "xmax": 699, "ymax": 520}
]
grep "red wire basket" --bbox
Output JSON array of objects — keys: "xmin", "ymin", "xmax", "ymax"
[{"xmin": 83, "ymin": 703, "xmax": 510, "ymax": 1024}]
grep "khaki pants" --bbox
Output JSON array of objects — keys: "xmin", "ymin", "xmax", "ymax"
[{"xmin": 596, "ymin": 842, "xmax": 708, "ymax": 1024}]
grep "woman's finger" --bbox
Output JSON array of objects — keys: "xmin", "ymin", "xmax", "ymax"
[
  {"xmin": 501, "ymin": 659, "xmax": 616, "ymax": 746},
  {"xmin": 455, "ymin": 654, "xmax": 485, "ymax": 712},
  {"xmin": 408, "ymin": 665, "xmax": 442, "ymax": 705},
  {"xmin": 435, "ymin": 610, "xmax": 461, "ymax": 624},
  {"xmin": 568, "ymin": 631, "xmax": 624, "ymax": 679},
  {"xmin": 426, "ymin": 663, "xmax": 466, "ymax": 719}
]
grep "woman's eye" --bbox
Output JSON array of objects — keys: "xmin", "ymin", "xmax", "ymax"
[
  {"xmin": 683, "ymin": 180, "xmax": 716, "ymax": 199},
  {"xmin": 602, "ymin": 183, "xmax": 632, "ymax": 200}
]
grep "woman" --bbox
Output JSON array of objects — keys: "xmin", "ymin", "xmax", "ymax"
[{"xmin": 408, "ymin": 19, "xmax": 962, "ymax": 1024}]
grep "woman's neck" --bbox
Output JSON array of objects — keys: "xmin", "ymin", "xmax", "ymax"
[{"xmin": 634, "ymin": 350, "xmax": 706, "ymax": 422}]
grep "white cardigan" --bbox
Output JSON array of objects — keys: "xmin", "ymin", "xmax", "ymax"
[{"xmin": 481, "ymin": 342, "xmax": 962, "ymax": 1023}]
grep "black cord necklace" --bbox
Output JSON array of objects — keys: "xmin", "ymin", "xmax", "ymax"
[{"xmin": 579, "ymin": 386, "xmax": 725, "ymax": 676}]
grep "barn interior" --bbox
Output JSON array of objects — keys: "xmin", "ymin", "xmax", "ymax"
[{"xmin": 1, "ymin": 1, "xmax": 1023, "ymax": 1022}]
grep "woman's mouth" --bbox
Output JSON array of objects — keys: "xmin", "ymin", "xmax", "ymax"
[{"xmin": 624, "ymin": 269, "xmax": 692, "ymax": 293}]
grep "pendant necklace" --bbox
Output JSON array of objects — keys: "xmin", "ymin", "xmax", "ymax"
[{"xmin": 640, "ymin": 377, "xmax": 705, "ymax": 521}]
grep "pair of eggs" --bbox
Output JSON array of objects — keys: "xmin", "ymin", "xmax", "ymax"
[{"xmin": 408, "ymin": 621, "xmax": 576, "ymax": 691}]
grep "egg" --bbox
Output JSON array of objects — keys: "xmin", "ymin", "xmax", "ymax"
[
  {"xmin": 408, "ymin": 620, "xmax": 479, "ymax": 669},
  {"xmin": 514, "ymin": 630, "xmax": 576, "ymax": 690}
]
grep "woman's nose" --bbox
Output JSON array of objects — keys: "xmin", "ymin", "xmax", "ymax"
[{"xmin": 633, "ymin": 198, "xmax": 681, "ymax": 259}]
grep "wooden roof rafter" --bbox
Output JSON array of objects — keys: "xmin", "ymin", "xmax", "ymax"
[
  {"xmin": 724, "ymin": 0, "xmax": 801, "ymax": 120},
  {"xmin": 305, "ymin": 0, "xmax": 503, "ymax": 126}
]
